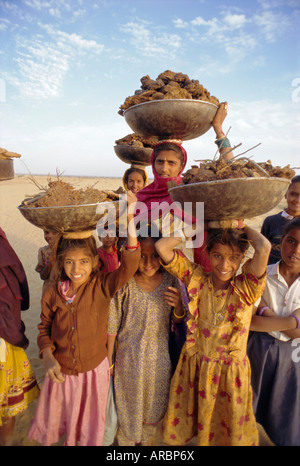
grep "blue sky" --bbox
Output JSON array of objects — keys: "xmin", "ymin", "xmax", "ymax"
[{"xmin": 0, "ymin": 0, "xmax": 299, "ymax": 178}]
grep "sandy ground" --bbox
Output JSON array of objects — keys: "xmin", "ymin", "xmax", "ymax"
[{"xmin": 0, "ymin": 174, "xmax": 279, "ymax": 446}]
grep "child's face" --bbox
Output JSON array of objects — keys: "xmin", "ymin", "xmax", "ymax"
[
  {"xmin": 138, "ymin": 238, "xmax": 161, "ymax": 278},
  {"xmin": 209, "ymin": 243, "xmax": 245, "ymax": 288},
  {"xmin": 44, "ymin": 230, "xmax": 57, "ymax": 246},
  {"xmin": 100, "ymin": 231, "xmax": 116, "ymax": 249},
  {"xmin": 154, "ymin": 150, "xmax": 183, "ymax": 178},
  {"xmin": 127, "ymin": 172, "xmax": 145, "ymax": 193},
  {"xmin": 280, "ymin": 228, "xmax": 300, "ymax": 270},
  {"xmin": 63, "ymin": 248, "xmax": 98, "ymax": 289},
  {"xmin": 285, "ymin": 182, "xmax": 300, "ymax": 217}
]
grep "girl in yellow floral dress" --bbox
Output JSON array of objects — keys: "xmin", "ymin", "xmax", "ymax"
[{"xmin": 155, "ymin": 223, "xmax": 271, "ymax": 446}]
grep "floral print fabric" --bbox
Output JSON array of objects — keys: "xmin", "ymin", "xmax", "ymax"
[{"xmin": 162, "ymin": 251, "xmax": 266, "ymax": 446}]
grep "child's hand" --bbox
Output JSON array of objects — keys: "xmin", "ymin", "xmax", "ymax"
[
  {"xmin": 43, "ymin": 248, "xmax": 52, "ymax": 265},
  {"xmin": 126, "ymin": 191, "xmax": 137, "ymax": 213},
  {"xmin": 162, "ymin": 286, "xmax": 180, "ymax": 310},
  {"xmin": 212, "ymin": 102, "xmax": 228, "ymax": 133},
  {"xmin": 43, "ymin": 350, "xmax": 65, "ymax": 384},
  {"xmin": 41, "ymin": 247, "xmax": 52, "ymax": 266},
  {"xmin": 208, "ymin": 219, "xmax": 245, "ymax": 229}
]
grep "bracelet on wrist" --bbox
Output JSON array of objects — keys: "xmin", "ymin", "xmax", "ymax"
[
  {"xmin": 258, "ymin": 306, "xmax": 269, "ymax": 316},
  {"xmin": 215, "ymin": 136, "xmax": 231, "ymax": 149},
  {"xmin": 291, "ymin": 314, "xmax": 300, "ymax": 329},
  {"xmin": 109, "ymin": 362, "xmax": 115, "ymax": 370},
  {"xmin": 125, "ymin": 241, "xmax": 140, "ymax": 250},
  {"xmin": 173, "ymin": 308, "xmax": 186, "ymax": 319}
]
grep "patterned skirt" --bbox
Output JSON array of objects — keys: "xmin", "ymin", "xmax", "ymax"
[{"xmin": 0, "ymin": 341, "xmax": 39, "ymax": 425}]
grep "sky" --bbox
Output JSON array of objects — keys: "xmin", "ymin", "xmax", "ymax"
[{"xmin": 0, "ymin": 0, "xmax": 299, "ymax": 178}]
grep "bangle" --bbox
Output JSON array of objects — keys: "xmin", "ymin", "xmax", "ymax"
[
  {"xmin": 173, "ymin": 308, "xmax": 186, "ymax": 319},
  {"xmin": 215, "ymin": 136, "xmax": 231, "ymax": 149},
  {"xmin": 109, "ymin": 362, "xmax": 115, "ymax": 370},
  {"xmin": 125, "ymin": 241, "xmax": 140, "ymax": 250},
  {"xmin": 258, "ymin": 306, "xmax": 269, "ymax": 316},
  {"xmin": 291, "ymin": 314, "xmax": 300, "ymax": 329}
]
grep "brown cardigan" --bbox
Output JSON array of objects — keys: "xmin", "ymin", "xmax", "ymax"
[{"xmin": 38, "ymin": 247, "xmax": 140, "ymax": 375}]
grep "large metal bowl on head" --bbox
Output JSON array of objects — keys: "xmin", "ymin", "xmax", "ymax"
[
  {"xmin": 124, "ymin": 99, "xmax": 218, "ymax": 141},
  {"xmin": 114, "ymin": 145, "xmax": 153, "ymax": 166},
  {"xmin": 18, "ymin": 200, "xmax": 126, "ymax": 233},
  {"xmin": 168, "ymin": 177, "xmax": 290, "ymax": 220}
]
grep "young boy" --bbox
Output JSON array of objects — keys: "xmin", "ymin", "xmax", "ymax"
[
  {"xmin": 97, "ymin": 227, "xmax": 119, "ymax": 274},
  {"xmin": 261, "ymin": 175, "xmax": 300, "ymax": 264}
]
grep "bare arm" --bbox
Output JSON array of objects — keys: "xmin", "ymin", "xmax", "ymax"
[
  {"xmin": 245, "ymin": 225, "xmax": 271, "ymax": 279},
  {"xmin": 162, "ymin": 286, "xmax": 186, "ymax": 322},
  {"xmin": 126, "ymin": 191, "xmax": 138, "ymax": 248},
  {"xmin": 212, "ymin": 102, "xmax": 234, "ymax": 160},
  {"xmin": 155, "ymin": 235, "xmax": 182, "ymax": 265},
  {"xmin": 251, "ymin": 305, "xmax": 300, "ymax": 338}
]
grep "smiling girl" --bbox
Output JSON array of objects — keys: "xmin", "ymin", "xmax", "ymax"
[
  {"xmin": 107, "ymin": 225, "xmax": 185, "ymax": 446},
  {"xmin": 27, "ymin": 192, "xmax": 140, "ymax": 446},
  {"xmin": 155, "ymin": 223, "xmax": 270, "ymax": 446}
]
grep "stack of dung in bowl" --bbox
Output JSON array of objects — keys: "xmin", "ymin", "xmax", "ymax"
[
  {"xmin": 18, "ymin": 177, "xmax": 126, "ymax": 237},
  {"xmin": 168, "ymin": 156, "xmax": 294, "ymax": 220},
  {"xmin": 115, "ymin": 70, "xmax": 295, "ymax": 222},
  {"xmin": 114, "ymin": 70, "xmax": 220, "ymax": 189}
]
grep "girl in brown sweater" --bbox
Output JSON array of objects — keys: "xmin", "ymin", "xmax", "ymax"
[{"xmin": 28, "ymin": 192, "xmax": 140, "ymax": 446}]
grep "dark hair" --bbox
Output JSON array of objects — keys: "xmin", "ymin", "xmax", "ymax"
[
  {"xmin": 206, "ymin": 228, "xmax": 249, "ymax": 255},
  {"xmin": 290, "ymin": 175, "xmax": 300, "ymax": 185},
  {"xmin": 282, "ymin": 217, "xmax": 300, "ymax": 238},
  {"xmin": 52, "ymin": 235, "xmax": 98, "ymax": 282},
  {"xmin": 123, "ymin": 167, "xmax": 147, "ymax": 185},
  {"xmin": 136, "ymin": 223, "xmax": 163, "ymax": 275},
  {"xmin": 137, "ymin": 222, "xmax": 162, "ymax": 243},
  {"xmin": 153, "ymin": 142, "xmax": 184, "ymax": 165}
]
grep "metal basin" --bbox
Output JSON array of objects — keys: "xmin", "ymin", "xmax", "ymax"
[
  {"xmin": 0, "ymin": 159, "xmax": 14, "ymax": 181},
  {"xmin": 114, "ymin": 145, "xmax": 152, "ymax": 166},
  {"xmin": 18, "ymin": 200, "xmax": 125, "ymax": 233},
  {"xmin": 168, "ymin": 177, "xmax": 290, "ymax": 220},
  {"xmin": 124, "ymin": 99, "xmax": 218, "ymax": 140}
]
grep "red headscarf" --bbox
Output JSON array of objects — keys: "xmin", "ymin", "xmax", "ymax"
[
  {"xmin": 136, "ymin": 142, "xmax": 187, "ymax": 221},
  {"xmin": 135, "ymin": 142, "xmax": 212, "ymax": 272}
]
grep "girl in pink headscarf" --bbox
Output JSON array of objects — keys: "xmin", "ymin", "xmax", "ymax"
[{"xmin": 136, "ymin": 101, "xmax": 234, "ymax": 270}]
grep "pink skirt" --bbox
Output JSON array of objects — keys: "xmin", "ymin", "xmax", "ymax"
[{"xmin": 27, "ymin": 358, "xmax": 110, "ymax": 446}]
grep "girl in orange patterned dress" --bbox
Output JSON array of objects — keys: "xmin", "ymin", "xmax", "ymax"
[{"xmin": 155, "ymin": 223, "xmax": 270, "ymax": 446}]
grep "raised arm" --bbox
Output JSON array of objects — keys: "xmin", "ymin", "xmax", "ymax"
[
  {"xmin": 212, "ymin": 102, "xmax": 234, "ymax": 161},
  {"xmin": 155, "ymin": 235, "xmax": 183, "ymax": 265},
  {"xmin": 245, "ymin": 225, "xmax": 271, "ymax": 279},
  {"xmin": 126, "ymin": 190, "xmax": 138, "ymax": 248}
]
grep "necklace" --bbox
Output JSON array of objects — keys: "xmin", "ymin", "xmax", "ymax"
[{"xmin": 209, "ymin": 276, "xmax": 232, "ymax": 325}]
